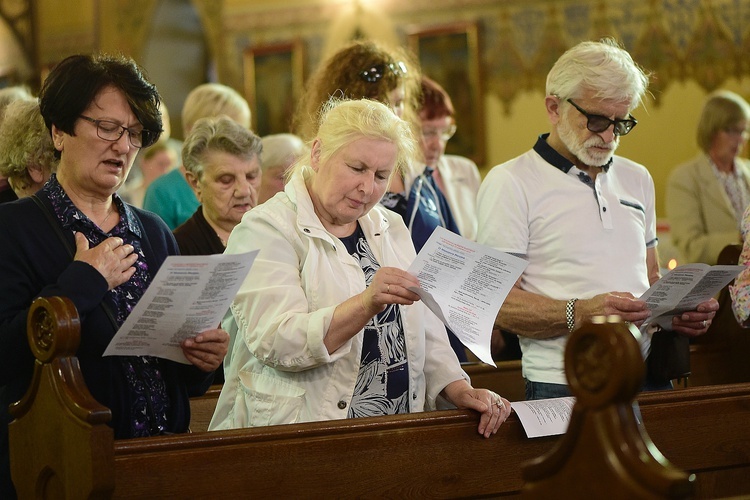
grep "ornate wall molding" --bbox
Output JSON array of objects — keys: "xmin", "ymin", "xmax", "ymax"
[{"xmin": 218, "ymin": 0, "xmax": 750, "ymax": 112}]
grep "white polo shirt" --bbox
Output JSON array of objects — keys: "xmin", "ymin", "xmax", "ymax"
[{"xmin": 477, "ymin": 134, "xmax": 657, "ymax": 385}]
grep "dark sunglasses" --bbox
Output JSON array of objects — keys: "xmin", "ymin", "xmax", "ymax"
[
  {"xmin": 567, "ymin": 99, "xmax": 637, "ymax": 136},
  {"xmin": 359, "ymin": 61, "xmax": 408, "ymax": 83}
]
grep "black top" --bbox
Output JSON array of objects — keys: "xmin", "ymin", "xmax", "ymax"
[{"xmin": 173, "ymin": 206, "xmax": 225, "ymax": 256}]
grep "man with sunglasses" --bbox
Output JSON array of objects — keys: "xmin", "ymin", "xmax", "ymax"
[{"xmin": 477, "ymin": 38, "xmax": 718, "ymax": 400}]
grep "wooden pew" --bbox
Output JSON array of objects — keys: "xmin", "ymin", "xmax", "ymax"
[
  {"xmin": 685, "ymin": 243, "xmax": 750, "ymax": 387},
  {"xmin": 189, "ymin": 361, "xmax": 525, "ymax": 433},
  {"xmin": 10, "ymin": 297, "xmax": 750, "ymax": 498},
  {"xmin": 188, "ymin": 362, "xmax": 524, "ymax": 434},
  {"xmin": 462, "ymin": 359, "xmax": 525, "ymax": 402},
  {"xmin": 188, "ymin": 385, "xmax": 221, "ymax": 433}
]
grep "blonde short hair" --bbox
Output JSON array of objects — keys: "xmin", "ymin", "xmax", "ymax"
[
  {"xmin": 696, "ymin": 90, "xmax": 750, "ymax": 153},
  {"xmin": 0, "ymin": 99, "xmax": 58, "ymax": 191},
  {"xmin": 0, "ymin": 85, "xmax": 33, "ymax": 125},
  {"xmin": 292, "ymin": 98, "xmax": 416, "ymax": 180},
  {"xmin": 181, "ymin": 83, "xmax": 251, "ymax": 136}
]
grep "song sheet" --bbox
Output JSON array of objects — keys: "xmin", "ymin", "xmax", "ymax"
[
  {"xmin": 103, "ymin": 250, "xmax": 259, "ymax": 363},
  {"xmin": 406, "ymin": 226, "xmax": 527, "ymax": 366},
  {"xmin": 510, "ymin": 397, "xmax": 575, "ymax": 438},
  {"xmin": 640, "ymin": 263, "xmax": 743, "ymax": 330}
]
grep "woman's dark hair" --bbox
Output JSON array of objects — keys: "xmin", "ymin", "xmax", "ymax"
[{"xmin": 39, "ymin": 53, "xmax": 163, "ymax": 155}]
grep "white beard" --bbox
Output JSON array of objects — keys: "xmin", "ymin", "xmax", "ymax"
[{"xmin": 557, "ymin": 115, "xmax": 619, "ymax": 168}]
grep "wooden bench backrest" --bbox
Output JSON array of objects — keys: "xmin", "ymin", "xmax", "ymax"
[
  {"xmin": 10, "ymin": 297, "xmax": 750, "ymax": 498},
  {"xmin": 187, "ymin": 361, "xmax": 525, "ymax": 434}
]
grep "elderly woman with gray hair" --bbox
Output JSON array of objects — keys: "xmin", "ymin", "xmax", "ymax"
[
  {"xmin": 173, "ymin": 115, "xmax": 263, "ymax": 256},
  {"xmin": 210, "ymin": 98, "xmax": 511, "ymax": 436},
  {"xmin": 0, "ymin": 98, "xmax": 58, "ymax": 200},
  {"xmin": 666, "ymin": 90, "xmax": 750, "ymax": 264}
]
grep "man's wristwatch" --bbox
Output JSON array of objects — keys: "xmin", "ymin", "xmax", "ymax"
[{"xmin": 566, "ymin": 298, "xmax": 578, "ymax": 333}]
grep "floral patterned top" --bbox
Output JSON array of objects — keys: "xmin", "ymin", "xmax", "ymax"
[
  {"xmin": 338, "ymin": 223, "xmax": 410, "ymax": 418},
  {"xmin": 710, "ymin": 160, "xmax": 750, "ymax": 228},
  {"xmin": 43, "ymin": 174, "xmax": 170, "ymax": 436},
  {"xmin": 730, "ymin": 204, "xmax": 750, "ymax": 325}
]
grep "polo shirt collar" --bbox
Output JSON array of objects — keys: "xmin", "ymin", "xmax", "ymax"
[{"xmin": 532, "ymin": 133, "xmax": 612, "ymax": 174}]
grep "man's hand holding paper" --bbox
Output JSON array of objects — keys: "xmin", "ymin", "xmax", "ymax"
[{"xmin": 639, "ymin": 263, "xmax": 735, "ymax": 333}]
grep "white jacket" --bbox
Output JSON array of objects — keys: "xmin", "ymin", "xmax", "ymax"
[
  {"xmin": 436, "ymin": 155, "xmax": 481, "ymax": 241},
  {"xmin": 209, "ymin": 169, "xmax": 466, "ymax": 430}
]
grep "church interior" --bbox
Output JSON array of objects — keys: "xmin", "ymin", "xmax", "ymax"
[
  {"xmin": 2, "ymin": 0, "xmax": 748, "ymax": 224},
  {"xmin": 3, "ymin": 1, "xmax": 750, "ymax": 497}
]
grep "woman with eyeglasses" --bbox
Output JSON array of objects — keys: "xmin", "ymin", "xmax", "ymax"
[
  {"xmin": 418, "ymin": 76, "xmax": 482, "ymax": 241},
  {"xmin": 666, "ymin": 90, "xmax": 750, "ymax": 265},
  {"xmin": 0, "ymin": 53, "xmax": 229, "ymax": 498},
  {"xmin": 294, "ymin": 41, "xmax": 466, "ymax": 361}
]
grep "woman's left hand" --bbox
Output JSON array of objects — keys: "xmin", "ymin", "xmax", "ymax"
[
  {"xmin": 442, "ymin": 380, "xmax": 511, "ymax": 438},
  {"xmin": 181, "ymin": 328, "xmax": 230, "ymax": 372}
]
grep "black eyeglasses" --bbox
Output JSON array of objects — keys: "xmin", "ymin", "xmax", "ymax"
[
  {"xmin": 567, "ymin": 99, "xmax": 637, "ymax": 136},
  {"xmin": 359, "ymin": 61, "xmax": 408, "ymax": 83},
  {"xmin": 79, "ymin": 115, "xmax": 157, "ymax": 149}
]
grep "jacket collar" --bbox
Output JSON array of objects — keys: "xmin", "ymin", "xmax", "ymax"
[{"xmin": 285, "ymin": 168, "xmax": 390, "ymax": 242}]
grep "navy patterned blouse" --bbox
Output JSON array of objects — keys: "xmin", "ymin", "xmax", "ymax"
[
  {"xmin": 43, "ymin": 174, "xmax": 170, "ymax": 436},
  {"xmin": 338, "ymin": 223, "xmax": 410, "ymax": 418}
]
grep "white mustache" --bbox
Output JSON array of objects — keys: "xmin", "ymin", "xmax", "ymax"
[{"xmin": 584, "ymin": 138, "xmax": 616, "ymax": 151}]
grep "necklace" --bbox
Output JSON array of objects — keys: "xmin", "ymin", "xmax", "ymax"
[{"xmin": 101, "ymin": 205, "xmax": 116, "ymax": 226}]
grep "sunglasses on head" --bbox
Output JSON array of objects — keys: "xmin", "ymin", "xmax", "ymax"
[
  {"xmin": 567, "ymin": 99, "xmax": 637, "ymax": 136},
  {"xmin": 359, "ymin": 61, "xmax": 408, "ymax": 83}
]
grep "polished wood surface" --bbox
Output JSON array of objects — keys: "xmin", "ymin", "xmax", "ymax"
[
  {"xmin": 522, "ymin": 317, "xmax": 692, "ymax": 499},
  {"xmin": 9, "ymin": 297, "xmax": 750, "ymax": 499}
]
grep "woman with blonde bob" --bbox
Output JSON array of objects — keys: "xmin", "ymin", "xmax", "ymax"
[
  {"xmin": 210, "ymin": 98, "xmax": 510, "ymax": 436},
  {"xmin": 666, "ymin": 90, "xmax": 750, "ymax": 264}
]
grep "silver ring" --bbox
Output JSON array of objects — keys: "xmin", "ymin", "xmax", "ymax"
[{"xmin": 702, "ymin": 319, "xmax": 708, "ymax": 328}]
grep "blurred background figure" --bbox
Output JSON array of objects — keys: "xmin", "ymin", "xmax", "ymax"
[
  {"xmin": 119, "ymin": 101, "xmax": 179, "ymax": 208},
  {"xmin": 0, "ymin": 99, "xmax": 58, "ymax": 200},
  {"xmin": 119, "ymin": 141, "xmax": 177, "ymax": 208},
  {"xmin": 174, "ymin": 115, "xmax": 263, "ymax": 256},
  {"xmin": 418, "ymin": 76, "xmax": 481, "ymax": 241},
  {"xmin": 731, "ymin": 204, "xmax": 750, "ymax": 326},
  {"xmin": 144, "ymin": 83, "xmax": 251, "ymax": 229},
  {"xmin": 0, "ymin": 86, "xmax": 34, "ymax": 203},
  {"xmin": 666, "ymin": 90, "xmax": 750, "ymax": 264},
  {"xmin": 258, "ymin": 133, "xmax": 305, "ymax": 204}
]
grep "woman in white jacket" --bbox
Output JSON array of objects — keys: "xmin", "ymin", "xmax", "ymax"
[{"xmin": 210, "ymin": 99, "xmax": 510, "ymax": 437}]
